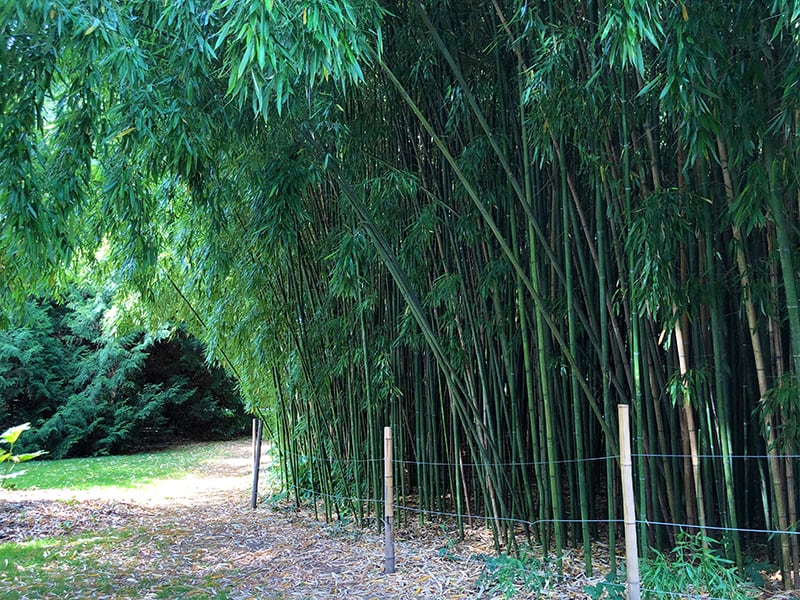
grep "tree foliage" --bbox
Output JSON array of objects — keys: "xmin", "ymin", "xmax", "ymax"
[{"xmin": 0, "ymin": 289, "xmax": 247, "ymax": 458}]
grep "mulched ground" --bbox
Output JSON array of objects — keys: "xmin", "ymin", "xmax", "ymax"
[
  {"xmin": 1, "ymin": 498, "xmax": 144, "ymax": 543},
  {"xmin": 0, "ymin": 441, "xmax": 794, "ymax": 599}
]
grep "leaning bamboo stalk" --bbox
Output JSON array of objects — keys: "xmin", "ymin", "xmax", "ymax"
[
  {"xmin": 561, "ymin": 158, "xmax": 592, "ymax": 574},
  {"xmin": 768, "ymin": 226, "xmax": 800, "ymax": 587},
  {"xmin": 766, "ymin": 150, "xmax": 800, "ymax": 376},
  {"xmin": 597, "ymin": 182, "xmax": 617, "ymax": 575},
  {"xmin": 767, "ymin": 172, "xmax": 800, "ymax": 581},
  {"xmin": 673, "ymin": 307, "xmax": 706, "ymax": 539},
  {"xmin": 374, "ymin": 53, "xmax": 617, "ymax": 452},
  {"xmin": 718, "ymin": 135, "xmax": 792, "ymax": 584}
]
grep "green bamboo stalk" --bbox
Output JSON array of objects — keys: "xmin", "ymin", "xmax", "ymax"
[
  {"xmin": 641, "ymin": 339, "xmax": 665, "ymax": 548},
  {"xmin": 596, "ymin": 180, "xmax": 617, "ymax": 575},
  {"xmin": 415, "ymin": 355, "xmax": 426, "ymax": 526},
  {"xmin": 530, "ymin": 225, "xmax": 563, "ymax": 565},
  {"xmin": 767, "ymin": 218, "xmax": 800, "ymax": 586},
  {"xmin": 766, "ymin": 150, "xmax": 800, "ymax": 378},
  {"xmin": 452, "ymin": 396, "xmax": 464, "ymax": 538},
  {"xmin": 506, "ymin": 197, "xmax": 538, "ymax": 542},
  {"xmin": 618, "ymin": 72, "xmax": 648, "ymax": 555},
  {"xmin": 764, "ymin": 168, "xmax": 800, "ymax": 566},
  {"xmin": 673, "ymin": 306, "xmax": 707, "ymax": 538},
  {"xmin": 718, "ymin": 134, "xmax": 791, "ymax": 583},
  {"xmin": 560, "ymin": 150, "xmax": 592, "ymax": 574},
  {"xmin": 355, "ymin": 260, "xmax": 379, "ymax": 525},
  {"xmin": 703, "ymin": 198, "xmax": 743, "ymax": 569},
  {"xmin": 517, "ymin": 73, "xmax": 547, "ymax": 545}
]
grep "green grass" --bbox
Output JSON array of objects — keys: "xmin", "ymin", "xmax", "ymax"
[
  {"xmin": 8, "ymin": 439, "xmax": 242, "ymax": 491},
  {"xmin": 0, "ymin": 532, "xmax": 126, "ymax": 599},
  {"xmin": 0, "ymin": 531, "xmax": 235, "ymax": 599}
]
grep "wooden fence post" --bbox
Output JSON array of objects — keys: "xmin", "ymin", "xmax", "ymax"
[
  {"xmin": 252, "ymin": 418, "xmax": 257, "ymax": 461},
  {"xmin": 384, "ymin": 425, "xmax": 396, "ymax": 574},
  {"xmin": 250, "ymin": 418, "xmax": 263, "ymax": 510},
  {"xmin": 619, "ymin": 404, "xmax": 641, "ymax": 600}
]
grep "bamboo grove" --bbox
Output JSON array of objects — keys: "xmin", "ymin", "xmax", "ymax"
[{"xmin": 3, "ymin": 0, "xmax": 800, "ymax": 587}]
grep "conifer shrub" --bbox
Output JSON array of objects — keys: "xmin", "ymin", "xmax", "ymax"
[{"xmin": 0, "ymin": 290, "xmax": 248, "ymax": 458}]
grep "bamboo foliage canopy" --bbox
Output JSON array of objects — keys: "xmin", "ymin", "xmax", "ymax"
[{"xmin": 4, "ymin": 0, "xmax": 800, "ymax": 588}]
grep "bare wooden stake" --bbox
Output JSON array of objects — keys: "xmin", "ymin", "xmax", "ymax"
[
  {"xmin": 250, "ymin": 418, "xmax": 263, "ymax": 510},
  {"xmin": 252, "ymin": 418, "xmax": 257, "ymax": 462},
  {"xmin": 619, "ymin": 404, "xmax": 641, "ymax": 600},
  {"xmin": 384, "ymin": 425, "xmax": 396, "ymax": 574}
]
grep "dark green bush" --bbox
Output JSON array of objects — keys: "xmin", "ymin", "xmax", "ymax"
[
  {"xmin": 0, "ymin": 301, "xmax": 73, "ymax": 431},
  {"xmin": 0, "ymin": 290, "xmax": 248, "ymax": 458}
]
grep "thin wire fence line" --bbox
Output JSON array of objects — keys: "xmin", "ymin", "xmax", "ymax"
[
  {"xmin": 281, "ymin": 481, "xmax": 800, "ymax": 540},
  {"xmin": 394, "ymin": 503, "xmax": 624, "ymax": 528},
  {"xmin": 276, "ymin": 447, "xmax": 800, "ymax": 540},
  {"xmin": 275, "ymin": 449, "xmax": 384, "ymax": 465},
  {"xmin": 273, "ymin": 448, "xmax": 800, "ymax": 470},
  {"xmin": 288, "ymin": 486, "xmax": 383, "ymax": 506},
  {"xmin": 276, "ymin": 449, "xmax": 612, "ymax": 468},
  {"xmin": 283, "ymin": 483, "xmax": 627, "ymax": 528},
  {"xmin": 284, "ymin": 484, "xmax": 621, "ymax": 526},
  {"xmin": 641, "ymin": 519, "xmax": 800, "ymax": 537},
  {"xmin": 632, "ymin": 452, "xmax": 800, "ymax": 461},
  {"xmin": 395, "ymin": 455, "xmax": 611, "ymax": 468},
  {"xmin": 340, "ymin": 489, "xmax": 800, "ymax": 540}
]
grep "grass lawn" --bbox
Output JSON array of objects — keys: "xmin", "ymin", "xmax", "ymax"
[{"xmin": 5, "ymin": 440, "xmax": 244, "ymax": 491}]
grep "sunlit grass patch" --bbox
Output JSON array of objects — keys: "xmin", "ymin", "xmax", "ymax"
[
  {"xmin": 9, "ymin": 439, "xmax": 247, "ymax": 491},
  {"xmin": 0, "ymin": 532, "xmax": 127, "ymax": 599},
  {"xmin": 0, "ymin": 529, "xmax": 237, "ymax": 600}
]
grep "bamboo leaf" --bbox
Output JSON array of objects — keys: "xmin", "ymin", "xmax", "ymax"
[{"xmin": 1, "ymin": 423, "xmax": 31, "ymax": 446}]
